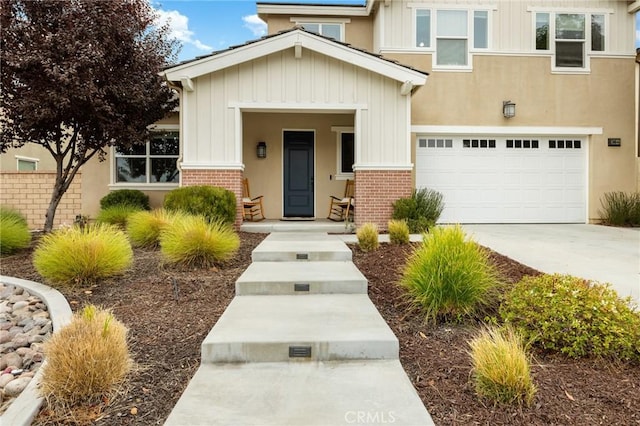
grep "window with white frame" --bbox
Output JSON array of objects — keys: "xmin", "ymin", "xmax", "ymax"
[
  {"xmin": 16, "ymin": 156, "xmax": 38, "ymax": 171},
  {"xmin": 332, "ymin": 127, "xmax": 354, "ymax": 179},
  {"xmin": 299, "ymin": 22, "xmax": 343, "ymax": 41},
  {"xmin": 535, "ymin": 12, "xmax": 606, "ymax": 69},
  {"xmin": 115, "ymin": 130, "xmax": 179, "ymax": 184},
  {"xmin": 415, "ymin": 8, "xmax": 490, "ymax": 68}
]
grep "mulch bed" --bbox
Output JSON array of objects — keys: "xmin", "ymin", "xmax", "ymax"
[{"xmin": 1, "ymin": 233, "xmax": 639, "ymax": 425}]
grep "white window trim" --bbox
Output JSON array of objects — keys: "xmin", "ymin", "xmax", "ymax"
[
  {"xmin": 531, "ymin": 10, "xmax": 610, "ymax": 74},
  {"xmin": 413, "ymin": 8, "xmax": 433, "ymax": 51},
  {"xmin": 291, "ymin": 18, "xmax": 349, "ymax": 41},
  {"xmin": 411, "ymin": 6, "xmax": 494, "ymax": 71},
  {"xmin": 331, "ymin": 126, "xmax": 355, "ymax": 180},
  {"xmin": 110, "ymin": 125, "xmax": 180, "ymax": 189},
  {"xmin": 15, "ymin": 155, "xmax": 39, "ymax": 171},
  {"xmin": 434, "ymin": 9, "xmax": 472, "ymax": 71}
]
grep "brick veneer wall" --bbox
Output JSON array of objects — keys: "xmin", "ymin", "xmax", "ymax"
[
  {"xmin": 354, "ymin": 169, "xmax": 412, "ymax": 231},
  {"xmin": 181, "ymin": 169, "xmax": 244, "ymax": 227},
  {"xmin": 0, "ymin": 172, "xmax": 82, "ymax": 230}
]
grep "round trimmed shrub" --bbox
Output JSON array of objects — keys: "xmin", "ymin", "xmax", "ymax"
[
  {"xmin": 159, "ymin": 214, "xmax": 239, "ymax": 268},
  {"xmin": 500, "ymin": 274, "xmax": 640, "ymax": 361},
  {"xmin": 0, "ymin": 207, "xmax": 31, "ymax": 255},
  {"xmin": 33, "ymin": 223, "xmax": 133, "ymax": 286},
  {"xmin": 39, "ymin": 305, "xmax": 131, "ymax": 407},
  {"xmin": 164, "ymin": 185, "xmax": 236, "ymax": 224},
  {"xmin": 96, "ymin": 204, "xmax": 143, "ymax": 227},
  {"xmin": 100, "ymin": 189, "xmax": 150, "ymax": 210},
  {"xmin": 400, "ymin": 225, "xmax": 502, "ymax": 323}
]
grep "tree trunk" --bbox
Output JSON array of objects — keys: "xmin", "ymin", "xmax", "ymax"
[{"xmin": 43, "ymin": 177, "xmax": 69, "ymax": 233}]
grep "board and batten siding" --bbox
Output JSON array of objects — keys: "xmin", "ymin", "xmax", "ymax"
[
  {"xmin": 376, "ymin": 0, "xmax": 636, "ymax": 55},
  {"xmin": 182, "ymin": 47, "xmax": 411, "ymax": 168}
]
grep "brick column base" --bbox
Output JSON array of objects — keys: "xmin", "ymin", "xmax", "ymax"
[
  {"xmin": 354, "ymin": 170, "xmax": 412, "ymax": 231},
  {"xmin": 182, "ymin": 169, "xmax": 244, "ymax": 228}
]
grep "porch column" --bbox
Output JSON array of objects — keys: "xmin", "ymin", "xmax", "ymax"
[{"xmin": 354, "ymin": 169, "xmax": 412, "ymax": 231}]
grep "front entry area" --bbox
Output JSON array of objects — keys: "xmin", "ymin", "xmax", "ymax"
[{"xmin": 283, "ymin": 130, "xmax": 314, "ymax": 217}]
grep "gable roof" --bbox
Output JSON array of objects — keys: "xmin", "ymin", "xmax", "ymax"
[{"xmin": 161, "ymin": 27, "xmax": 427, "ymax": 88}]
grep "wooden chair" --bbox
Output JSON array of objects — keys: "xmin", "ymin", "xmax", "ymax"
[
  {"xmin": 242, "ymin": 178, "xmax": 265, "ymax": 221},
  {"xmin": 327, "ymin": 179, "xmax": 355, "ymax": 221}
]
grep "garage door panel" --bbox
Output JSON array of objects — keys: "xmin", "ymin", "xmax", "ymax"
[{"xmin": 416, "ymin": 136, "xmax": 586, "ymax": 223}]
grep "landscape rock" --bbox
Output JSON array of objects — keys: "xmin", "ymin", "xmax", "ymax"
[
  {"xmin": 0, "ymin": 373, "xmax": 14, "ymax": 387},
  {"xmin": 0, "ymin": 352, "xmax": 22, "ymax": 370},
  {"xmin": 4, "ymin": 376, "xmax": 32, "ymax": 397}
]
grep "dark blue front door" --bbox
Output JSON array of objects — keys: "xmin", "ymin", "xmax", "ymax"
[{"xmin": 283, "ymin": 131, "xmax": 314, "ymax": 217}]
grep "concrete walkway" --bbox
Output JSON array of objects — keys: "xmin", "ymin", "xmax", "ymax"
[
  {"xmin": 165, "ymin": 233, "xmax": 433, "ymax": 425},
  {"xmin": 462, "ymin": 224, "xmax": 640, "ymax": 302}
]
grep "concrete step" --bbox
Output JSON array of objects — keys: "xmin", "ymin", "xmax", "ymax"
[
  {"xmin": 235, "ymin": 261, "xmax": 368, "ymax": 295},
  {"xmin": 252, "ymin": 233, "xmax": 352, "ymax": 262},
  {"xmin": 202, "ymin": 295, "xmax": 398, "ymax": 363},
  {"xmin": 164, "ymin": 360, "xmax": 434, "ymax": 426}
]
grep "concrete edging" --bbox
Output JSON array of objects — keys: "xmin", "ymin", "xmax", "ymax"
[{"xmin": 0, "ymin": 275, "xmax": 73, "ymax": 426}]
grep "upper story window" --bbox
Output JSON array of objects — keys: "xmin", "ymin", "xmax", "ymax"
[
  {"xmin": 291, "ymin": 16, "xmax": 349, "ymax": 42},
  {"xmin": 535, "ymin": 12, "xmax": 606, "ymax": 70},
  {"xmin": 115, "ymin": 130, "xmax": 179, "ymax": 185},
  {"xmin": 301, "ymin": 23, "xmax": 342, "ymax": 40},
  {"xmin": 415, "ymin": 8, "xmax": 490, "ymax": 69}
]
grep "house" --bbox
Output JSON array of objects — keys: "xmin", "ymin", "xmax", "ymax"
[
  {"xmin": 2, "ymin": 0, "xmax": 639, "ymax": 229},
  {"xmin": 158, "ymin": 0, "xmax": 639, "ymax": 228}
]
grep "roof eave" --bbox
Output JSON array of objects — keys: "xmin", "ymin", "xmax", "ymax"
[
  {"xmin": 256, "ymin": 1, "xmax": 373, "ymax": 18},
  {"xmin": 162, "ymin": 29, "xmax": 427, "ymax": 87}
]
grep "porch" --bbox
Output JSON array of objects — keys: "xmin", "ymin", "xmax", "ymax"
[{"xmin": 240, "ymin": 218, "xmax": 351, "ymax": 234}]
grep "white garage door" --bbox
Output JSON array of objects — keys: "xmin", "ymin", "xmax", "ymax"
[{"xmin": 415, "ymin": 136, "xmax": 586, "ymax": 223}]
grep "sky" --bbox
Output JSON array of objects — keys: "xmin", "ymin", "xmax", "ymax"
[
  {"xmin": 153, "ymin": 0, "xmax": 365, "ymax": 62},
  {"xmin": 151, "ymin": 0, "xmax": 640, "ymax": 63}
]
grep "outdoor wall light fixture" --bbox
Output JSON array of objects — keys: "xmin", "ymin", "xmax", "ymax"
[
  {"xmin": 257, "ymin": 141, "xmax": 267, "ymax": 158},
  {"xmin": 503, "ymin": 101, "xmax": 516, "ymax": 118}
]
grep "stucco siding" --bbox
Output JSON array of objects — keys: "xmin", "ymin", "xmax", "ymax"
[
  {"xmin": 182, "ymin": 47, "xmax": 410, "ymax": 168},
  {"xmin": 0, "ymin": 144, "xmax": 57, "ymax": 172},
  {"xmin": 393, "ymin": 52, "xmax": 635, "ymax": 221},
  {"xmin": 265, "ymin": 15, "xmax": 374, "ymax": 52}
]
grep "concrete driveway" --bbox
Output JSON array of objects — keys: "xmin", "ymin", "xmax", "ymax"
[{"xmin": 462, "ymin": 224, "xmax": 640, "ymax": 303}]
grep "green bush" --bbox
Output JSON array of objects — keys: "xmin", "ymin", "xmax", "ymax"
[
  {"xmin": 0, "ymin": 207, "xmax": 31, "ymax": 255},
  {"xmin": 356, "ymin": 222, "xmax": 379, "ymax": 252},
  {"xmin": 39, "ymin": 305, "xmax": 131, "ymax": 408},
  {"xmin": 33, "ymin": 224, "xmax": 133, "ymax": 286},
  {"xmin": 469, "ymin": 326, "xmax": 536, "ymax": 406},
  {"xmin": 400, "ymin": 225, "xmax": 502, "ymax": 323},
  {"xmin": 388, "ymin": 219, "xmax": 410, "ymax": 244},
  {"xmin": 392, "ymin": 188, "xmax": 444, "ymax": 233},
  {"xmin": 96, "ymin": 204, "xmax": 143, "ymax": 227},
  {"xmin": 159, "ymin": 214, "xmax": 239, "ymax": 268},
  {"xmin": 500, "ymin": 274, "xmax": 640, "ymax": 361},
  {"xmin": 100, "ymin": 189, "xmax": 150, "ymax": 210},
  {"xmin": 164, "ymin": 185, "xmax": 236, "ymax": 224},
  {"xmin": 598, "ymin": 191, "xmax": 640, "ymax": 226},
  {"xmin": 126, "ymin": 209, "xmax": 177, "ymax": 248}
]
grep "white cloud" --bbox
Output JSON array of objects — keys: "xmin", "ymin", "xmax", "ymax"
[
  {"xmin": 242, "ymin": 14, "xmax": 267, "ymax": 37},
  {"xmin": 156, "ymin": 9, "xmax": 212, "ymax": 51}
]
